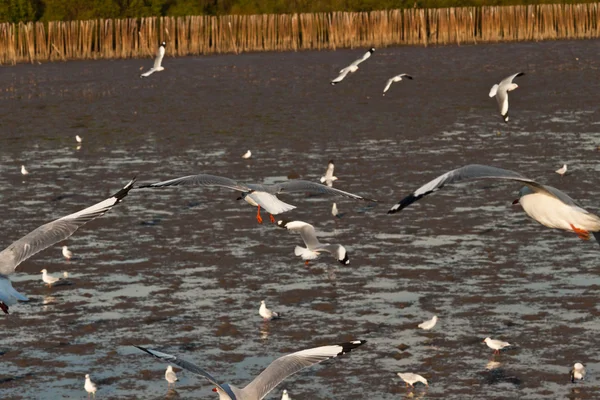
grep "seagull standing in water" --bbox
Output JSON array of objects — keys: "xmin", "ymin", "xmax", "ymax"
[
  {"xmin": 0, "ymin": 178, "xmax": 135, "ymax": 314},
  {"xmin": 41, "ymin": 269, "xmax": 63, "ymax": 287},
  {"xmin": 259, "ymin": 300, "xmax": 281, "ymax": 321},
  {"xmin": 570, "ymin": 363, "xmax": 586, "ymax": 383},
  {"xmin": 135, "ymin": 340, "xmax": 366, "ymax": 400},
  {"xmin": 418, "ymin": 315, "xmax": 438, "ymax": 330},
  {"xmin": 483, "ymin": 337, "xmax": 511, "ymax": 354},
  {"xmin": 397, "ymin": 372, "xmax": 428, "ymax": 388},
  {"xmin": 489, "ymin": 72, "xmax": 524, "ymax": 122},
  {"xmin": 242, "ymin": 150, "xmax": 252, "ymax": 159},
  {"xmin": 138, "ymin": 174, "xmax": 375, "ymax": 224},
  {"xmin": 277, "ymin": 220, "xmax": 349, "ymax": 265},
  {"xmin": 388, "ymin": 164, "xmax": 600, "ymax": 245},
  {"xmin": 84, "ymin": 374, "xmax": 97, "ymax": 399},
  {"xmin": 20, "ymin": 165, "xmax": 29, "ymax": 175},
  {"xmin": 165, "ymin": 365, "xmax": 179, "ymax": 388},
  {"xmin": 556, "ymin": 164, "xmax": 567, "ymax": 176},
  {"xmin": 140, "ymin": 42, "xmax": 166, "ymax": 78},
  {"xmin": 62, "ymin": 245, "xmax": 73, "ymax": 260},
  {"xmin": 76, "ymin": 135, "xmax": 83, "ymax": 143},
  {"xmin": 320, "ymin": 160, "xmax": 337, "ymax": 187},
  {"xmin": 281, "ymin": 389, "xmax": 291, "ymax": 400},
  {"xmin": 331, "ymin": 48, "xmax": 375, "ymax": 85},
  {"xmin": 382, "ymin": 74, "xmax": 413, "ymax": 95}
]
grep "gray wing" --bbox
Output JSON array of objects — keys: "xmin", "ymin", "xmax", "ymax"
[
  {"xmin": 134, "ymin": 346, "xmax": 228, "ymax": 393},
  {"xmin": 349, "ymin": 50, "xmax": 372, "ymax": 67},
  {"xmin": 331, "ymin": 67, "xmax": 351, "ymax": 85},
  {"xmin": 271, "ymin": 180, "xmax": 376, "ymax": 202},
  {"xmin": 388, "ymin": 164, "xmax": 557, "ymax": 213},
  {"xmin": 242, "ymin": 340, "xmax": 366, "ymax": 400},
  {"xmin": 499, "ymin": 72, "xmax": 524, "ymax": 87},
  {"xmin": 0, "ymin": 178, "xmax": 135, "ymax": 276},
  {"xmin": 154, "ymin": 45, "xmax": 165, "ymax": 69},
  {"xmin": 138, "ymin": 174, "xmax": 252, "ymax": 192}
]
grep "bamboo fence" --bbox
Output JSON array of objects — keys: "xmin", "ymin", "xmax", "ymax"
[{"xmin": 1, "ymin": 3, "xmax": 599, "ymax": 64}]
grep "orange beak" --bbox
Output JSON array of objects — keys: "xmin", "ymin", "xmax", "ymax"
[{"xmin": 212, "ymin": 387, "xmax": 217, "ymax": 392}]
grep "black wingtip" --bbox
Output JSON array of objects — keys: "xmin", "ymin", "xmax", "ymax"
[
  {"xmin": 276, "ymin": 219, "xmax": 292, "ymax": 229},
  {"xmin": 339, "ymin": 340, "xmax": 367, "ymax": 354},
  {"xmin": 388, "ymin": 194, "xmax": 418, "ymax": 214},
  {"xmin": 113, "ymin": 176, "xmax": 137, "ymax": 200},
  {"xmin": 405, "ymin": 75, "xmax": 414, "ymax": 80},
  {"xmin": 134, "ymin": 345, "xmax": 153, "ymax": 355}
]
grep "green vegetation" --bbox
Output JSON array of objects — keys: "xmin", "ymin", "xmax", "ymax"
[{"xmin": 1, "ymin": 0, "xmax": 594, "ymax": 23}]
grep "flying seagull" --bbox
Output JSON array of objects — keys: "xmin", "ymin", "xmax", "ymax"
[
  {"xmin": 138, "ymin": 174, "xmax": 376, "ymax": 224},
  {"xmin": 134, "ymin": 340, "xmax": 366, "ymax": 400},
  {"xmin": 383, "ymin": 74, "xmax": 413, "ymax": 95},
  {"xmin": 489, "ymin": 72, "xmax": 524, "ymax": 122},
  {"xmin": 276, "ymin": 220, "xmax": 349, "ymax": 265},
  {"xmin": 388, "ymin": 164, "xmax": 600, "ymax": 245},
  {"xmin": 242, "ymin": 150, "xmax": 252, "ymax": 159},
  {"xmin": 320, "ymin": 160, "xmax": 337, "ymax": 187},
  {"xmin": 331, "ymin": 48, "xmax": 375, "ymax": 85},
  {"xmin": 0, "ymin": 178, "xmax": 135, "ymax": 314},
  {"xmin": 140, "ymin": 42, "xmax": 166, "ymax": 78}
]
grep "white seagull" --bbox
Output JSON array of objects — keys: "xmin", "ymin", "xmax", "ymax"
[
  {"xmin": 331, "ymin": 48, "xmax": 375, "ymax": 85},
  {"xmin": 397, "ymin": 372, "xmax": 428, "ymax": 388},
  {"xmin": 242, "ymin": 150, "xmax": 252, "ymax": 159},
  {"xmin": 20, "ymin": 165, "xmax": 29, "ymax": 175},
  {"xmin": 489, "ymin": 72, "xmax": 524, "ymax": 122},
  {"xmin": 76, "ymin": 135, "xmax": 83, "ymax": 143},
  {"xmin": 331, "ymin": 203, "xmax": 346, "ymax": 218},
  {"xmin": 166, "ymin": 365, "xmax": 179, "ymax": 388},
  {"xmin": 259, "ymin": 300, "xmax": 281, "ymax": 321},
  {"xmin": 277, "ymin": 220, "xmax": 349, "ymax": 265},
  {"xmin": 320, "ymin": 160, "xmax": 337, "ymax": 187},
  {"xmin": 0, "ymin": 178, "xmax": 135, "ymax": 314},
  {"xmin": 41, "ymin": 269, "xmax": 63, "ymax": 287},
  {"xmin": 138, "ymin": 174, "xmax": 375, "ymax": 224},
  {"xmin": 418, "ymin": 315, "xmax": 438, "ymax": 330},
  {"xmin": 62, "ymin": 245, "xmax": 73, "ymax": 260},
  {"xmin": 483, "ymin": 337, "xmax": 511, "ymax": 354},
  {"xmin": 570, "ymin": 363, "xmax": 586, "ymax": 383},
  {"xmin": 140, "ymin": 42, "xmax": 166, "ymax": 78},
  {"xmin": 383, "ymin": 74, "xmax": 413, "ymax": 95},
  {"xmin": 84, "ymin": 374, "xmax": 97, "ymax": 399},
  {"xmin": 556, "ymin": 164, "xmax": 567, "ymax": 176},
  {"xmin": 281, "ymin": 389, "xmax": 291, "ymax": 400},
  {"xmin": 388, "ymin": 164, "xmax": 600, "ymax": 245},
  {"xmin": 135, "ymin": 340, "xmax": 366, "ymax": 400}
]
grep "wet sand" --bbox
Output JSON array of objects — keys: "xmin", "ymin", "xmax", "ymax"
[{"xmin": 0, "ymin": 39, "xmax": 599, "ymax": 399}]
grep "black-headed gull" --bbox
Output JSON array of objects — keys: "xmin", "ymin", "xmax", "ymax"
[
  {"xmin": 320, "ymin": 160, "xmax": 337, "ymax": 187},
  {"xmin": 331, "ymin": 48, "xmax": 375, "ymax": 85},
  {"xmin": 140, "ymin": 42, "xmax": 166, "ymax": 78},
  {"xmin": 20, "ymin": 165, "xmax": 29, "ymax": 175},
  {"xmin": 135, "ymin": 340, "xmax": 366, "ymax": 400},
  {"xmin": 281, "ymin": 389, "xmax": 291, "ymax": 400},
  {"xmin": 41, "ymin": 269, "xmax": 63, "ymax": 287},
  {"xmin": 382, "ymin": 74, "xmax": 413, "ymax": 95},
  {"xmin": 556, "ymin": 164, "xmax": 567, "ymax": 176},
  {"xmin": 570, "ymin": 363, "xmax": 586, "ymax": 383},
  {"xmin": 62, "ymin": 245, "xmax": 73, "ymax": 260},
  {"xmin": 259, "ymin": 300, "xmax": 281, "ymax": 321},
  {"xmin": 166, "ymin": 365, "xmax": 178, "ymax": 388},
  {"xmin": 0, "ymin": 178, "xmax": 135, "ymax": 314},
  {"xmin": 418, "ymin": 315, "xmax": 437, "ymax": 330},
  {"xmin": 397, "ymin": 372, "xmax": 428, "ymax": 388},
  {"xmin": 138, "ymin": 174, "xmax": 375, "ymax": 224},
  {"xmin": 388, "ymin": 164, "xmax": 600, "ymax": 245},
  {"xmin": 483, "ymin": 337, "xmax": 511, "ymax": 354},
  {"xmin": 277, "ymin": 220, "xmax": 349, "ymax": 265},
  {"xmin": 489, "ymin": 72, "xmax": 524, "ymax": 122},
  {"xmin": 242, "ymin": 150, "xmax": 252, "ymax": 159},
  {"xmin": 85, "ymin": 374, "xmax": 97, "ymax": 399}
]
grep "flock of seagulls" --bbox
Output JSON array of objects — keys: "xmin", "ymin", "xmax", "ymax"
[{"xmin": 7, "ymin": 45, "xmax": 593, "ymax": 398}]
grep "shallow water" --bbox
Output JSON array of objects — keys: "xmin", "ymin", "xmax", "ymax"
[{"xmin": 1, "ymin": 40, "xmax": 600, "ymax": 399}]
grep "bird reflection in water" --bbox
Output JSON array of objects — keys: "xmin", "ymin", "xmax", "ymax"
[
  {"xmin": 260, "ymin": 321, "xmax": 270, "ymax": 340},
  {"xmin": 165, "ymin": 388, "xmax": 180, "ymax": 399}
]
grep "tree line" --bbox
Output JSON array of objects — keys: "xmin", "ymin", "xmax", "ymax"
[{"xmin": 1, "ymin": 0, "xmax": 591, "ymax": 23}]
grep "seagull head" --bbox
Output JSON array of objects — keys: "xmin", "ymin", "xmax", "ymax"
[
  {"xmin": 369, "ymin": 47, "xmax": 375, "ymax": 53},
  {"xmin": 483, "ymin": 337, "xmax": 491, "ymax": 343},
  {"xmin": 40, "ymin": 269, "xmax": 47, "ymax": 274},
  {"xmin": 161, "ymin": 41, "xmax": 166, "ymax": 47}
]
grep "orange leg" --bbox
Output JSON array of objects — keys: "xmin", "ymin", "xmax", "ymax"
[
  {"xmin": 269, "ymin": 214, "xmax": 275, "ymax": 223},
  {"xmin": 570, "ymin": 224, "xmax": 590, "ymax": 240},
  {"xmin": 256, "ymin": 205, "xmax": 263, "ymax": 224},
  {"xmin": 305, "ymin": 260, "xmax": 310, "ymax": 266}
]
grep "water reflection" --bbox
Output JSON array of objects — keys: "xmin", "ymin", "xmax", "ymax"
[
  {"xmin": 260, "ymin": 321, "xmax": 270, "ymax": 341},
  {"xmin": 165, "ymin": 388, "xmax": 180, "ymax": 399}
]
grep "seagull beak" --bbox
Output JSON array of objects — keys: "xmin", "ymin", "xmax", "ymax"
[
  {"xmin": 212, "ymin": 388, "xmax": 217, "ymax": 392},
  {"xmin": 512, "ymin": 198, "xmax": 520, "ymax": 205}
]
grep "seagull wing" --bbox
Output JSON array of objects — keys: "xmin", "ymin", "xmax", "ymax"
[
  {"xmin": 279, "ymin": 221, "xmax": 321, "ymax": 249},
  {"xmin": 272, "ymin": 180, "xmax": 376, "ymax": 201},
  {"xmin": 388, "ymin": 164, "xmax": 561, "ymax": 214},
  {"xmin": 154, "ymin": 45, "xmax": 165, "ymax": 69},
  {"xmin": 383, "ymin": 78, "xmax": 394, "ymax": 94},
  {"xmin": 140, "ymin": 69, "xmax": 155, "ymax": 77},
  {"xmin": 323, "ymin": 162, "xmax": 335, "ymax": 179},
  {"xmin": 331, "ymin": 67, "xmax": 351, "ymax": 84},
  {"xmin": 0, "ymin": 178, "xmax": 135, "ymax": 276},
  {"xmin": 138, "ymin": 174, "xmax": 252, "ymax": 193},
  {"xmin": 241, "ymin": 340, "xmax": 366, "ymax": 400},
  {"xmin": 350, "ymin": 50, "xmax": 372, "ymax": 67},
  {"xmin": 499, "ymin": 72, "xmax": 524, "ymax": 86},
  {"xmin": 134, "ymin": 346, "xmax": 229, "ymax": 394}
]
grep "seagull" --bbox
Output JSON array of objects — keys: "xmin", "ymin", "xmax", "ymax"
[
  {"xmin": 140, "ymin": 42, "xmax": 166, "ymax": 78},
  {"xmin": 418, "ymin": 315, "xmax": 437, "ymax": 330},
  {"xmin": 277, "ymin": 220, "xmax": 349, "ymax": 265},
  {"xmin": 20, "ymin": 165, "xmax": 29, "ymax": 175},
  {"xmin": 0, "ymin": 178, "xmax": 135, "ymax": 314},
  {"xmin": 570, "ymin": 363, "xmax": 586, "ymax": 383},
  {"xmin": 331, "ymin": 48, "xmax": 375, "ymax": 85},
  {"xmin": 397, "ymin": 372, "xmax": 428, "ymax": 388},
  {"xmin": 138, "ymin": 174, "xmax": 375, "ymax": 224},
  {"xmin": 383, "ymin": 74, "xmax": 413, "ymax": 95},
  {"xmin": 166, "ymin": 365, "xmax": 179, "ymax": 388},
  {"xmin": 134, "ymin": 340, "xmax": 366, "ymax": 400},
  {"xmin": 331, "ymin": 203, "xmax": 346, "ymax": 218},
  {"xmin": 483, "ymin": 337, "xmax": 511, "ymax": 354},
  {"xmin": 259, "ymin": 300, "xmax": 281, "ymax": 321},
  {"xmin": 489, "ymin": 72, "xmax": 524, "ymax": 122},
  {"xmin": 242, "ymin": 150, "xmax": 252, "ymax": 159},
  {"xmin": 75, "ymin": 135, "xmax": 83, "ymax": 143},
  {"xmin": 556, "ymin": 164, "xmax": 567, "ymax": 176},
  {"xmin": 41, "ymin": 269, "xmax": 63, "ymax": 287},
  {"xmin": 281, "ymin": 389, "xmax": 291, "ymax": 400},
  {"xmin": 388, "ymin": 164, "xmax": 600, "ymax": 245},
  {"xmin": 84, "ymin": 374, "xmax": 97, "ymax": 399},
  {"xmin": 62, "ymin": 245, "xmax": 73, "ymax": 260},
  {"xmin": 320, "ymin": 160, "xmax": 337, "ymax": 187}
]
